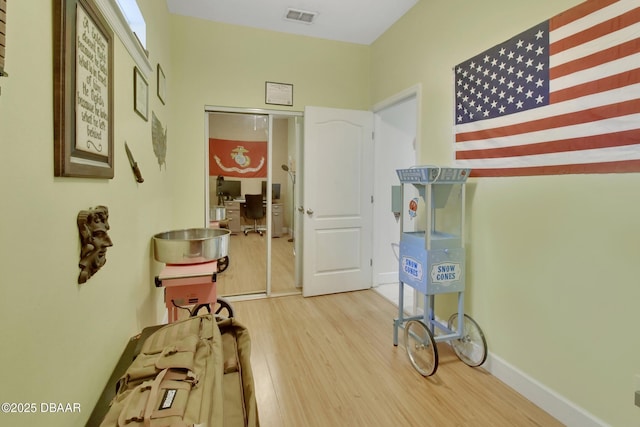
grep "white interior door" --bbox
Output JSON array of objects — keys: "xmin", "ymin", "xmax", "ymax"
[{"xmin": 302, "ymin": 106, "xmax": 374, "ymax": 297}]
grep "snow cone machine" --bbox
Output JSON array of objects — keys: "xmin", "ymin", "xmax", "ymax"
[{"xmin": 393, "ymin": 166, "xmax": 487, "ymax": 376}]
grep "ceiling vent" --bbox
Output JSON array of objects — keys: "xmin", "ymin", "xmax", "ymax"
[{"xmin": 284, "ymin": 8, "xmax": 317, "ymax": 24}]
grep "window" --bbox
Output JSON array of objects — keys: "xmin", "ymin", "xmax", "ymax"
[
  {"xmin": 94, "ymin": 0, "xmax": 152, "ymax": 77},
  {"xmin": 115, "ymin": 0, "xmax": 146, "ymax": 48}
]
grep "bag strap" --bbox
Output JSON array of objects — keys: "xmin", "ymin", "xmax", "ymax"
[
  {"xmin": 117, "ymin": 381, "xmax": 154, "ymax": 426},
  {"xmin": 143, "ymin": 368, "xmax": 169, "ymax": 427}
]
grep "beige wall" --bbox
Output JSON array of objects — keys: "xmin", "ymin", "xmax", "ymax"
[
  {"xmin": 166, "ymin": 15, "xmax": 370, "ymax": 225},
  {"xmin": 372, "ymin": 1, "xmax": 640, "ymax": 426},
  {"xmin": 0, "ymin": 1, "xmax": 176, "ymax": 426}
]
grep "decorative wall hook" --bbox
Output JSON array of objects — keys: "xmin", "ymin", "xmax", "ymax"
[{"xmin": 77, "ymin": 205, "xmax": 113, "ymax": 284}]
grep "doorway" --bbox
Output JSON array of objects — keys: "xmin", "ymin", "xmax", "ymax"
[
  {"xmin": 371, "ymin": 87, "xmax": 420, "ymax": 308},
  {"xmin": 205, "ymin": 108, "xmax": 303, "ymax": 298}
]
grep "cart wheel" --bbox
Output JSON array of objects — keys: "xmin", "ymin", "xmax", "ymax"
[
  {"xmin": 447, "ymin": 313, "xmax": 487, "ymax": 367},
  {"xmin": 217, "ymin": 256, "xmax": 229, "ymax": 273},
  {"xmin": 213, "ymin": 297, "xmax": 234, "ymax": 318},
  {"xmin": 404, "ymin": 320, "xmax": 438, "ymax": 377},
  {"xmin": 191, "ymin": 298, "xmax": 235, "ymax": 318},
  {"xmin": 191, "ymin": 304, "xmax": 210, "ymax": 317}
]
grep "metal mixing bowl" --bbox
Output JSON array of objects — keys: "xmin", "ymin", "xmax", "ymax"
[{"xmin": 153, "ymin": 228, "xmax": 230, "ymax": 264}]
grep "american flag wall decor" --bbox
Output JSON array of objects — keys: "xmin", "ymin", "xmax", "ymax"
[{"xmin": 454, "ymin": 0, "xmax": 640, "ymax": 177}]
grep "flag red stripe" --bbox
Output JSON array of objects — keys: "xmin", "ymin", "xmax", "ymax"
[
  {"xmin": 550, "ymin": 39, "xmax": 640, "ymax": 79},
  {"xmin": 549, "ymin": 0, "xmax": 619, "ymax": 31},
  {"xmin": 550, "ymin": 68, "xmax": 640, "ymax": 103},
  {"xmin": 469, "ymin": 159, "xmax": 640, "ymax": 177},
  {"xmin": 456, "ymin": 0, "xmax": 640, "ymax": 176},
  {"xmin": 550, "ymin": 7, "xmax": 640, "ymax": 55},
  {"xmin": 456, "ymin": 128, "xmax": 640, "ymax": 160},
  {"xmin": 456, "ymin": 98, "xmax": 640, "ymax": 142}
]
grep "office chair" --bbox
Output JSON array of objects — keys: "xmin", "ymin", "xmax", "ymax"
[{"xmin": 243, "ymin": 194, "xmax": 266, "ymax": 236}]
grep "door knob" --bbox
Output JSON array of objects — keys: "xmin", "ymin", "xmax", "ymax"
[
  {"xmin": 306, "ymin": 209, "xmax": 314, "ymax": 215},
  {"xmin": 297, "ymin": 206, "xmax": 304, "ymax": 212}
]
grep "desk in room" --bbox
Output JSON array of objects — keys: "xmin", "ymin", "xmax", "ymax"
[{"xmin": 224, "ymin": 199, "xmax": 283, "ymax": 237}]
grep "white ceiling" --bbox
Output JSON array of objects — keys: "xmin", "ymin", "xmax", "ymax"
[{"xmin": 165, "ymin": 0, "xmax": 419, "ymax": 45}]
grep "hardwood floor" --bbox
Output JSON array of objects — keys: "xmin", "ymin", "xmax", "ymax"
[
  {"xmin": 216, "ymin": 232, "xmax": 298, "ymax": 297},
  {"xmin": 231, "ymin": 290, "xmax": 563, "ymax": 427}
]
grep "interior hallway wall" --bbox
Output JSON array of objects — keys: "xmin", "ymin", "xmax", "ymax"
[
  {"xmin": 371, "ymin": 1, "xmax": 640, "ymax": 426},
  {"xmin": 0, "ymin": 1, "xmax": 174, "ymax": 426}
]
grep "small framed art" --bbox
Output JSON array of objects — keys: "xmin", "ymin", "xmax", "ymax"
[
  {"xmin": 157, "ymin": 63, "xmax": 166, "ymax": 104},
  {"xmin": 134, "ymin": 66, "xmax": 148, "ymax": 120},
  {"xmin": 265, "ymin": 81, "xmax": 293, "ymax": 106}
]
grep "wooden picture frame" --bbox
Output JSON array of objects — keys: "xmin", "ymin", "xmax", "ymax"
[
  {"xmin": 0, "ymin": 0, "xmax": 7, "ymax": 76},
  {"xmin": 265, "ymin": 81, "xmax": 293, "ymax": 106},
  {"xmin": 53, "ymin": 0, "xmax": 114, "ymax": 179},
  {"xmin": 157, "ymin": 63, "xmax": 166, "ymax": 104},
  {"xmin": 134, "ymin": 66, "xmax": 148, "ymax": 120}
]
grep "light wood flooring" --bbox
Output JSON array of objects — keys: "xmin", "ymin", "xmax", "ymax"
[
  {"xmin": 230, "ymin": 290, "xmax": 563, "ymax": 427},
  {"xmin": 216, "ymin": 232, "xmax": 298, "ymax": 297}
]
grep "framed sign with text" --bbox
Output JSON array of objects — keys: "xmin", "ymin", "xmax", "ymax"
[
  {"xmin": 53, "ymin": 0, "xmax": 114, "ymax": 178},
  {"xmin": 265, "ymin": 81, "xmax": 293, "ymax": 106}
]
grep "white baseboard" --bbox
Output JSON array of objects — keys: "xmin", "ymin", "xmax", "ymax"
[
  {"xmin": 376, "ymin": 272, "xmax": 399, "ymax": 285},
  {"xmin": 485, "ymin": 353, "xmax": 609, "ymax": 427}
]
